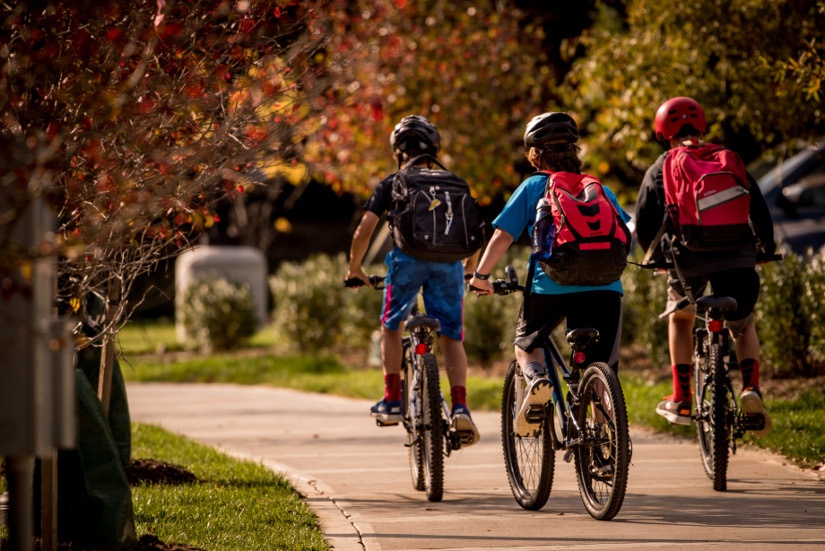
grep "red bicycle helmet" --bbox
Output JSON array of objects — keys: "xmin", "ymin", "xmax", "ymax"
[{"xmin": 654, "ymin": 97, "xmax": 706, "ymax": 141}]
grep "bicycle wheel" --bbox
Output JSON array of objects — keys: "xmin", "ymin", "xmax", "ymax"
[
  {"xmin": 501, "ymin": 360, "xmax": 554, "ymax": 511},
  {"xmin": 573, "ymin": 362, "xmax": 629, "ymax": 521},
  {"xmin": 695, "ymin": 342, "xmax": 730, "ymax": 491},
  {"xmin": 421, "ymin": 353, "xmax": 444, "ymax": 502},
  {"xmin": 403, "ymin": 350, "xmax": 425, "ymax": 492}
]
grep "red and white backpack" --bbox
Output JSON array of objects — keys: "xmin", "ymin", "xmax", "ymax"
[{"xmin": 663, "ymin": 144, "xmax": 754, "ymax": 251}]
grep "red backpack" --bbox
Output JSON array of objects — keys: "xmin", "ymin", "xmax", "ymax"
[
  {"xmin": 532, "ymin": 171, "xmax": 631, "ymax": 286},
  {"xmin": 663, "ymin": 144, "xmax": 754, "ymax": 251}
]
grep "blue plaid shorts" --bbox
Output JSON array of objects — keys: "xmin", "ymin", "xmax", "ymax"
[{"xmin": 380, "ymin": 248, "xmax": 465, "ymax": 341}]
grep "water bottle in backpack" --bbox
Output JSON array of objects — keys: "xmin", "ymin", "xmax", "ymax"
[{"xmin": 532, "ymin": 197, "xmax": 555, "ymax": 263}]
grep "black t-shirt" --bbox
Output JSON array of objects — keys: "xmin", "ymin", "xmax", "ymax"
[
  {"xmin": 363, "ymin": 166, "xmax": 429, "ymax": 217},
  {"xmin": 635, "ymin": 149, "xmax": 776, "ymax": 278},
  {"xmin": 362, "ymin": 175, "xmax": 396, "ymax": 216}
]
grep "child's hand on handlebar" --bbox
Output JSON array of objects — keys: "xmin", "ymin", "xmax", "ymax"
[
  {"xmin": 468, "ymin": 277, "xmax": 494, "ymax": 296},
  {"xmin": 344, "ymin": 267, "xmax": 371, "ymax": 288}
]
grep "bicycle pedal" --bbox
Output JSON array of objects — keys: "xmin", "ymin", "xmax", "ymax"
[
  {"xmin": 741, "ymin": 413, "xmax": 766, "ymax": 431},
  {"xmin": 375, "ymin": 419, "xmax": 400, "ymax": 427},
  {"xmin": 563, "ymin": 450, "xmax": 574, "ymax": 463},
  {"xmin": 525, "ymin": 405, "xmax": 546, "ymax": 424},
  {"xmin": 590, "ymin": 463, "xmax": 614, "ymax": 480}
]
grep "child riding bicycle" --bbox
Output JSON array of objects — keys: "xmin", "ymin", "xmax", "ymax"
[
  {"xmin": 634, "ymin": 96, "xmax": 777, "ymax": 436},
  {"xmin": 470, "ymin": 111, "xmax": 632, "ymax": 432},
  {"xmin": 346, "ymin": 115, "xmax": 481, "ymax": 446}
]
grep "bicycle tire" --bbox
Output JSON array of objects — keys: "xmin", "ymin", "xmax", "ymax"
[
  {"xmin": 696, "ymin": 342, "xmax": 730, "ymax": 491},
  {"xmin": 421, "ymin": 353, "xmax": 444, "ymax": 502},
  {"xmin": 403, "ymin": 349, "xmax": 425, "ymax": 492},
  {"xmin": 573, "ymin": 362, "xmax": 630, "ymax": 521},
  {"xmin": 501, "ymin": 360, "xmax": 554, "ymax": 511}
]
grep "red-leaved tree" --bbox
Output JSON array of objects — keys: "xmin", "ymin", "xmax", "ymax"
[{"xmin": 1, "ymin": 0, "xmax": 334, "ymax": 408}]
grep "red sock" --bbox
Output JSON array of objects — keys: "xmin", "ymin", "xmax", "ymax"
[
  {"xmin": 672, "ymin": 364, "xmax": 692, "ymax": 403},
  {"xmin": 450, "ymin": 385, "xmax": 467, "ymax": 408},
  {"xmin": 740, "ymin": 359, "xmax": 759, "ymax": 391},
  {"xmin": 384, "ymin": 373, "xmax": 401, "ymax": 402}
]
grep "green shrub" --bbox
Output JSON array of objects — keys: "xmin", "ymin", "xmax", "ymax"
[
  {"xmin": 270, "ymin": 254, "xmax": 348, "ymax": 353},
  {"xmin": 463, "ymin": 246, "xmax": 528, "ymax": 367},
  {"xmin": 341, "ymin": 261, "xmax": 386, "ymax": 350},
  {"xmin": 803, "ymin": 249, "xmax": 825, "ymax": 371},
  {"xmin": 180, "ymin": 276, "xmax": 257, "ymax": 352},
  {"xmin": 620, "ymin": 255, "xmax": 670, "ymax": 367},
  {"xmin": 755, "ymin": 246, "xmax": 810, "ymax": 378}
]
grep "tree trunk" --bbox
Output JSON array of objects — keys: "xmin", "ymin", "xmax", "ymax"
[{"xmin": 97, "ymin": 279, "xmax": 121, "ymax": 415}]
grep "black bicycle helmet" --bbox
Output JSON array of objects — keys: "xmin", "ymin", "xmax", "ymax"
[
  {"xmin": 390, "ymin": 115, "xmax": 440, "ymax": 154},
  {"xmin": 523, "ymin": 112, "xmax": 579, "ymax": 148}
]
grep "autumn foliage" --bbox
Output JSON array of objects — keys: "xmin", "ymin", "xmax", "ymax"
[
  {"xmin": 1, "ymin": 0, "xmax": 328, "ymax": 330},
  {"xmin": 305, "ymin": 0, "xmax": 558, "ymax": 203}
]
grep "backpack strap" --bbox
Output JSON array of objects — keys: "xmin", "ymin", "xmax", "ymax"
[
  {"xmin": 406, "ymin": 153, "xmax": 446, "ymax": 171},
  {"xmin": 641, "ymin": 212, "xmax": 670, "ymax": 265}
]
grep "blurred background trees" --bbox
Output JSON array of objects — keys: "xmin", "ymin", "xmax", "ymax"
[{"xmin": 3, "ymin": 0, "xmax": 824, "ymax": 325}]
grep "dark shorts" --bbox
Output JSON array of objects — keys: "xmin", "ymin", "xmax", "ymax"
[
  {"xmin": 514, "ymin": 290, "xmax": 622, "ymax": 370},
  {"xmin": 667, "ymin": 267, "xmax": 760, "ymax": 323}
]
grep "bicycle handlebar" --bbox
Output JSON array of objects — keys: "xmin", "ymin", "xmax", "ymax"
[
  {"xmin": 344, "ymin": 275, "xmax": 385, "ymax": 289},
  {"xmin": 468, "ymin": 265, "xmax": 524, "ymax": 295},
  {"xmin": 638, "ymin": 252, "xmax": 783, "ymax": 272}
]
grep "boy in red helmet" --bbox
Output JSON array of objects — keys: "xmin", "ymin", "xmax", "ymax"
[{"xmin": 635, "ymin": 97, "xmax": 776, "ymax": 436}]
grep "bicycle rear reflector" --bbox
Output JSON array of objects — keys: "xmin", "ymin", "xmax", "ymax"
[
  {"xmin": 709, "ymin": 320, "xmax": 725, "ymax": 332},
  {"xmin": 415, "ymin": 343, "xmax": 429, "ymax": 355}
]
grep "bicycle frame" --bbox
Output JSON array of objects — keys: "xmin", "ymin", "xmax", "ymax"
[
  {"xmin": 540, "ymin": 335, "xmax": 583, "ymax": 451},
  {"xmin": 492, "ymin": 264, "xmax": 630, "ymax": 519},
  {"xmin": 693, "ymin": 302, "xmax": 755, "ymax": 444}
]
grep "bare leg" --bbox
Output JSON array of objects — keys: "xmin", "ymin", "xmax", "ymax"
[
  {"xmin": 439, "ymin": 335, "xmax": 467, "ymax": 388},
  {"xmin": 669, "ymin": 310, "xmax": 695, "ymax": 365},
  {"xmin": 381, "ymin": 325, "xmax": 404, "ymax": 376}
]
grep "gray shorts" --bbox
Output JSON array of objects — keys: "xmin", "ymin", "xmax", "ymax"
[{"xmin": 666, "ymin": 268, "xmax": 759, "ymax": 337}]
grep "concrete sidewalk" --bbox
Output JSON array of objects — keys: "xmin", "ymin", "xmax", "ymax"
[{"xmin": 127, "ymin": 383, "xmax": 825, "ymax": 551}]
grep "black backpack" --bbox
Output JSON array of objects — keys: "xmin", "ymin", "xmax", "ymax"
[{"xmin": 390, "ymin": 155, "xmax": 484, "ymax": 263}]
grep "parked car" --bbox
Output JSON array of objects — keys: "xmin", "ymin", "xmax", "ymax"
[{"xmin": 753, "ymin": 140, "xmax": 825, "ymax": 255}]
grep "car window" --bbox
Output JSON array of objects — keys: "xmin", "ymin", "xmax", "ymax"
[{"xmin": 757, "ymin": 143, "xmax": 825, "ymax": 195}]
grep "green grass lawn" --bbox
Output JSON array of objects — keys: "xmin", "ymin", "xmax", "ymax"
[{"xmin": 130, "ymin": 423, "xmax": 329, "ymax": 551}]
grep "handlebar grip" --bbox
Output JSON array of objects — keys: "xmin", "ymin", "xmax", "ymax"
[
  {"xmin": 757, "ymin": 253, "xmax": 783, "ymax": 264},
  {"xmin": 344, "ymin": 275, "xmax": 385, "ymax": 289}
]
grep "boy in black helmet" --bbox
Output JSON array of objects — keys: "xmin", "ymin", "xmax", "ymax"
[
  {"xmin": 346, "ymin": 115, "xmax": 480, "ymax": 446},
  {"xmin": 635, "ymin": 96, "xmax": 776, "ymax": 436},
  {"xmin": 470, "ymin": 112, "xmax": 632, "ymax": 435}
]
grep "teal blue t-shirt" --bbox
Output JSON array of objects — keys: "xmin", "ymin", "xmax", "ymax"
[{"xmin": 493, "ymin": 173, "xmax": 633, "ymax": 295}]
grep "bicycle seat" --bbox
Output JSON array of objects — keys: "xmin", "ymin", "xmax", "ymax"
[
  {"xmin": 696, "ymin": 296, "xmax": 738, "ymax": 314},
  {"xmin": 406, "ymin": 315, "xmax": 441, "ymax": 332},
  {"xmin": 565, "ymin": 328, "xmax": 600, "ymax": 347}
]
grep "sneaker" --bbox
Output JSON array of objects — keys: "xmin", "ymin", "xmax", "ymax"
[
  {"xmin": 450, "ymin": 404, "xmax": 480, "ymax": 447},
  {"xmin": 370, "ymin": 398, "xmax": 402, "ymax": 425},
  {"xmin": 655, "ymin": 396, "xmax": 692, "ymax": 426},
  {"xmin": 741, "ymin": 388, "xmax": 772, "ymax": 437},
  {"xmin": 515, "ymin": 370, "xmax": 553, "ymax": 437}
]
